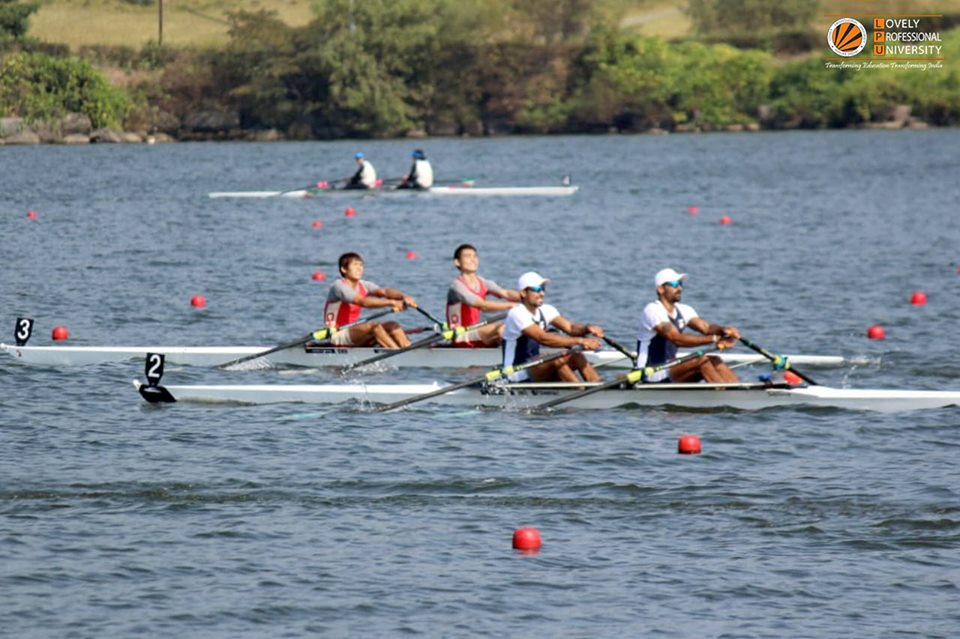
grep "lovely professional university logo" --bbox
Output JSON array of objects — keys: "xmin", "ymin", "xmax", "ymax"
[
  {"xmin": 828, "ymin": 18, "xmax": 867, "ymax": 56},
  {"xmin": 825, "ymin": 13, "xmax": 945, "ymax": 71}
]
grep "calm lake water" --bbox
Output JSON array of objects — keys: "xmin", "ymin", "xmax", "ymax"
[{"xmin": 1, "ymin": 130, "xmax": 959, "ymax": 637}]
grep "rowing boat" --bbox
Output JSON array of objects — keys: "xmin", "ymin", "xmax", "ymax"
[
  {"xmin": 207, "ymin": 185, "xmax": 579, "ymax": 198},
  {"xmin": 133, "ymin": 379, "xmax": 960, "ymax": 413},
  {"xmin": 0, "ymin": 342, "xmax": 850, "ymax": 369}
]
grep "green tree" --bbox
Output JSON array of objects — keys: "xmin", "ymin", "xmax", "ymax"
[
  {"xmin": 0, "ymin": 51, "xmax": 128, "ymax": 127},
  {"xmin": 0, "ymin": 0, "xmax": 39, "ymax": 40}
]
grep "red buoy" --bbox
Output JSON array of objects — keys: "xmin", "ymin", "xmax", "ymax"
[
  {"xmin": 311, "ymin": 220, "xmax": 323, "ymax": 229},
  {"xmin": 27, "ymin": 210, "xmax": 38, "ymax": 220},
  {"xmin": 312, "ymin": 271, "xmax": 327, "ymax": 281},
  {"xmin": 688, "ymin": 206, "xmax": 699, "ymax": 215},
  {"xmin": 784, "ymin": 371, "xmax": 802, "ymax": 385},
  {"xmin": 910, "ymin": 291, "xmax": 927, "ymax": 305},
  {"xmin": 344, "ymin": 207, "xmax": 357, "ymax": 218},
  {"xmin": 719, "ymin": 215, "xmax": 732, "ymax": 225},
  {"xmin": 867, "ymin": 325, "xmax": 886, "ymax": 340},
  {"xmin": 512, "ymin": 527, "xmax": 542, "ymax": 552},
  {"xmin": 678, "ymin": 434, "xmax": 701, "ymax": 455},
  {"xmin": 405, "ymin": 250, "xmax": 417, "ymax": 260},
  {"xmin": 190, "ymin": 295, "xmax": 206, "ymax": 308},
  {"xmin": 51, "ymin": 326, "xmax": 69, "ymax": 341}
]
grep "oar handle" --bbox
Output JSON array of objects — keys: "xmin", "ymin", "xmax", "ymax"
[
  {"xmin": 374, "ymin": 346, "xmax": 580, "ymax": 413},
  {"xmin": 738, "ymin": 337, "xmax": 818, "ymax": 385}
]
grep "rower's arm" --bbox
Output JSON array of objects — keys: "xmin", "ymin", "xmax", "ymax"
[
  {"xmin": 657, "ymin": 321, "xmax": 717, "ymax": 347},
  {"xmin": 551, "ymin": 316, "xmax": 604, "ymax": 339},
  {"xmin": 471, "ymin": 298, "xmax": 516, "ymax": 312}
]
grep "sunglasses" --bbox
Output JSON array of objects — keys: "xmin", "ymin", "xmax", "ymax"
[
  {"xmin": 526, "ymin": 285, "xmax": 546, "ymax": 293},
  {"xmin": 663, "ymin": 279, "xmax": 684, "ymax": 288}
]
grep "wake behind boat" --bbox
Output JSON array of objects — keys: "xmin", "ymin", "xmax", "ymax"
[
  {"xmin": 0, "ymin": 342, "xmax": 851, "ymax": 369},
  {"xmin": 132, "ymin": 378, "xmax": 960, "ymax": 413}
]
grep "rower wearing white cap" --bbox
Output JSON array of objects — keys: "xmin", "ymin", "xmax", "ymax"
[
  {"xmin": 501, "ymin": 272, "xmax": 604, "ymax": 382},
  {"xmin": 345, "ymin": 152, "xmax": 377, "ymax": 189},
  {"xmin": 636, "ymin": 268, "xmax": 740, "ymax": 383}
]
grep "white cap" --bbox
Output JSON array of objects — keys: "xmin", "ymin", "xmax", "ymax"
[
  {"xmin": 655, "ymin": 268, "xmax": 688, "ymax": 287},
  {"xmin": 518, "ymin": 271, "xmax": 550, "ymax": 290}
]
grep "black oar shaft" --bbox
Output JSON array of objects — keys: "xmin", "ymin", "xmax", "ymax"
[
  {"xmin": 218, "ymin": 308, "xmax": 396, "ymax": 369},
  {"xmin": 738, "ymin": 337, "xmax": 818, "ymax": 385},
  {"xmin": 602, "ymin": 335, "xmax": 636, "ymax": 363},
  {"xmin": 374, "ymin": 346, "xmax": 580, "ymax": 413},
  {"xmin": 534, "ymin": 348, "xmax": 716, "ymax": 410},
  {"xmin": 412, "ymin": 306, "xmax": 447, "ymax": 329}
]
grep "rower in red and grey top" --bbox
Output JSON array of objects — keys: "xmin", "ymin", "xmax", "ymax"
[
  {"xmin": 636, "ymin": 267, "xmax": 740, "ymax": 383},
  {"xmin": 445, "ymin": 243, "xmax": 520, "ymax": 347},
  {"xmin": 323, "ymin": 252, "xmax": 417, "ymax": 348},
  {"xmin": 501, "ymin": 271, "xmax": 604, "ymax": 382}
]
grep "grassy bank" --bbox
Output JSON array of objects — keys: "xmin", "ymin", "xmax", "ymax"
[{"xmin": 29, "ymin": 0, "xmax": 316, "ymax": 49}]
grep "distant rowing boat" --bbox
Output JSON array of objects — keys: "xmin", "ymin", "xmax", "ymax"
[
  {"xmin": 1, "ymin": 342, "xmax": 851, "ymax": 369},
  {"xmin": 133, "ymin": 379, "xmax": 960, "ymax": 413},
  {"xmin": 207, "ymin": 185, "xmax": 579, "ymax": 198}
]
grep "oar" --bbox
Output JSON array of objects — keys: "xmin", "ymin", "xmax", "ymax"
[
  {"xmin": 737, "ymin": 336, "xmax": 818, "ymax": 385},
  {"xmin": 341, "ymin": 312, "xmax": 507, "ymax": 374},
  {"xmin": 373, "ymin": 346, "xmax": 582, "ymax": 413},
  {"xmin": 738, "ymin": 337, "xmax": 818, "ymax": 384},
  {"xmin": 602, "ymin": 335, "xmax": 637, "ymax": 365},
  {"xmin": 412, "ymin": 306, "xmax": 448, "ymax": 331},
  {"xmin": 533, "ymin": 347, "xmax": 718, "ymax": 411},
  {"xmin": 218, "ymin": 308, "xmax": 398, "ymax": 369}
]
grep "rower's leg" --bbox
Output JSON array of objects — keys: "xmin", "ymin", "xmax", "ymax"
[
  {"xmin": 706, "ymin": 355, "xmax": 739, "ymax": 382},
  {"xmin": 347, "ymin": 323, "xmax": 390, "ymax": 348},
  {"xmin": 667, "ymin": 357, "xmax": 707, "ymax": 383},
  {"xmin": 569, "ymin": 352, "xmax": 600, "ymax": 382},
  {"xmin": 382, "ymin": 321, "xmax": 410, "ymax": 347},
  {"xmin": 369, "ymin": 323, "xmax": 401, "ymax": 349},
  {"xmin": 478, "ymin": 323, "xmax": 503, "ymax": 347},
  {"xmin": 697, "ymin": 355, "xmax": 737, "ymax": 383}
]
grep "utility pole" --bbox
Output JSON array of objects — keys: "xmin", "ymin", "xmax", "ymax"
[{"xmin": 159, "ymin": 0, "xmax": 164, "ymax": 45}]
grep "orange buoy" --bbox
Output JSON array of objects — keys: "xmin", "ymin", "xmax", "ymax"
[
  {"xmin": 678, "ymin": 434, "xmax": 701, "ymax": 454},
  {"xmin": 512, "ymin": 527, "xmax": 542, "ymax": 552},
  {"xmin": 688, "ymin": 206, "xmax": 699, "ymax": 215},
  {"xmin": 312, "ymin": 271, "xmax": 327, "ymax": 281},
  {"xmin": 311, "ymin": 220, "xmax": 323, "ymax": 229},
  {"xmin": 51, "ymin": 326, "xmax": 69, "ymax": 341},
  {"xmin": 719, "ymin": 215, "xmax": 732, "ymax": 225},
  {"xmin": 27, "ymin": 210, "xmax": 38, "ymax": 220},
  {"xmin": 910, "ymin": 291, "xmax": 927, "ymax": 305},
  {"xmin": 190, "ymin": 295, "xmax": 206, "ymax": 308},
  {"xmin": 344, "ymin": 207, "xmax": 357, "ymax": 218},
  {"xmin": 405, "ymin": 250, "xmax": 417, "ymax": 260},
  {"xmin": 867, "ymin": 325, "xmax": 885, "ymax": 340}
]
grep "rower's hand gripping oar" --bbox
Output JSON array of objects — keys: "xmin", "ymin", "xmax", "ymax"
[
  {"xmin": 373, "ymin": 346, "xmax": 582, "ymax": 413},
  {"xmin": 218, "ymin": 308, "xmax": 398, "ymax": 369},
  {"xmin": 340, "ymin": 312, "xmax": 507, "ymax": 374},
  {"xmin": 533, "ymin": 347, "xmax": 719, "ymax": 411},
  {"xmin": 737, "ymin": 336, "xmax": 818, "ymax": 385}
]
